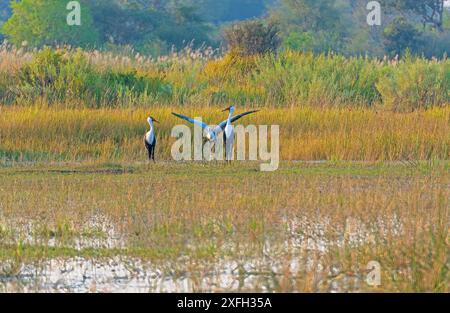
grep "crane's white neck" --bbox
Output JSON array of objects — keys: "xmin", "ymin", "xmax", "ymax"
[
  {"xmin": 148, "ymin": 119, "xmax": 154, "ymax": 130},
  {"xmin": 226, "ymin": 107, "xmax": 235, "ymax": 125}
]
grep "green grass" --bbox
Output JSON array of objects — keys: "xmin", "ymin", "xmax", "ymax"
[{"xmin": 0, "ymin": 160, "xmax": 447, "ymax": 177}]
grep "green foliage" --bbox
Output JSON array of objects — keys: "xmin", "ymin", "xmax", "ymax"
[
  {"xmin": 382, "ymin": 0, "xmax": 446, "ymax": 31},
  {"xmin": 101, "ymin": 70, "xmax": 172, "ymax": 105},
  {"xmin": 420, "ymin": 30, "xmax": 450, "ymax": 58},
  {"xmin": 91, "ymin": 0, "xmax": 213, "ymax": 53},
  {"xmin": 15, "ymin": 47, "xmax": 172, "ymax": 107},
  {"xmin": 283, "ymin": 32, "xmax": 314, "ymax": 51},
  {"xmin": 1, "ymin": 44, "xmax": 449, "ymax": 111},
  {"xmin": 376, "ymin": 54, "xmax": 450, "ymax": 111},
  {"xmin": 251, "ymin": 51, "xmax": 383, "ymax": 106},
  {"xmin": 2, "ymin": 0, "xmax": 99, "ymax": 48},
  {"xmin": 90, "ymin": 0, "xmax": 158, "ymax": 46},
  {"xmin": 445, "ymin": 10, "xmax": 450, "ymax": 29},
  {"xmin": 272, "ymin": 0, "xmax": 343, "ymax": 33},
  {"xmin": 272, "ymin": 0, "xmax": 348, "ymax": 53},
  {"xmin": 156, "ymin": 3, "xmax": 213, "ymax": 49},
  {"xmin": 272, "ymin": 0, "xmax": 450, "ymax": 57},
  {"xmin": 282, "ymin": 31, "xmax": 345, "ymax": 54},
  {"xmin": 223, "ymin": 20, "xmax": 280, "ymax": 56},
  {"xmin": 383, "ymin": 17, "xmax": 424, "ymax": 56},
  {"xmin": 0, "ymin": 0, "xmax": 449, "ymax": 58},
  {"xmin": 2, "ymin": 0, "xmax": 215, "ymax": 55}
]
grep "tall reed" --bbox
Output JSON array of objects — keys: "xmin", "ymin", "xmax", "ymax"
[
  {"xmin": 0, "ymin": 45, "xmax": 448, "ymax": 110},
  {"xmin": 0, "ymin": 106, "xmax": 448, "ymax": 163}
]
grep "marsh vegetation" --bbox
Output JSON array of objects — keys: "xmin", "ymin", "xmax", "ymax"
[
  {"xmin": 0, "ymin": 45, "xmax": 449, "ymax": 111},
  {"xmin": 0, "ymin": 162, "xmax": 448, "ymax": 292}
]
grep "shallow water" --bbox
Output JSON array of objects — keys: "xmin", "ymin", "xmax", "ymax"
[
  {"xmin": 0, "ymin": 213, "xmax": 399, "ymax": 293},
  {"xmin": 0, "ymin": 254, "xmax": 370, "ymax": 293}
]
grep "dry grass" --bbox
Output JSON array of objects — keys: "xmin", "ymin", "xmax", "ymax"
[{"xmin": 0, "ymin": 106, "xmax": 448, "ymax": 163}]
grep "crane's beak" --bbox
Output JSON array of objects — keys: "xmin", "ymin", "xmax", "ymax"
[
  {"xmin": 222, "ymin": 106, "xmax": 231, "ymax": 112},
  {"xmin": 152, "ymin": 117, "xmax": 160, "ymax": 123}
]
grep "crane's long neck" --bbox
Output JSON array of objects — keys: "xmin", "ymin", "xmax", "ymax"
[
  {"xmin": 226, "ymin": 109, "xmax": 234, "ymax": 126},
  {"xmin": 148, "ymin": 120, "xmax": 154, "ymax": 132}
]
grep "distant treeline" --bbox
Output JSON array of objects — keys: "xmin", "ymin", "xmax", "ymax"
[
  {"xmin": 0, "ymin": 0, "xmax": 273, "ymax": 55},
  {"xmin": 0, "ymin": 0, "xmax": 449, "ymax": 57}
]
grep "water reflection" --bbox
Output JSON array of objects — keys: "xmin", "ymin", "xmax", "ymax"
[{"xmin": 0, "ymin": 215, "xmax": 402, "ymax": 292}]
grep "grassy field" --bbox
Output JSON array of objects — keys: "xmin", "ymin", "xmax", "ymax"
[
  {"xmin": 0, "ymin": 162, "xmax": 449, "ymax": 292},
  {"xmin": 0, "ymin": 106, "xmax": 448, "ymax": 163}
]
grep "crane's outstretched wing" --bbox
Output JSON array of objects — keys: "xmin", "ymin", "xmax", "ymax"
[
  {"xmin": 172, "ymin": 112, "xmax": 209, "ymax": 129},
  {"xmin": 214, "ymin": 110, "xmax": 260, "ymax": 134},
  {"xmin": 230, "ymin": 110, "xmax": 260, "ymax": 124}
]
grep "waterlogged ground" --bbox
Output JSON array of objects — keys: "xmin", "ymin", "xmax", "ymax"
[{"xmin": 0, "ymin": 162, "xmax": 449, "ymax": 292}]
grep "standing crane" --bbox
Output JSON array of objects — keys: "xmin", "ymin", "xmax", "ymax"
[{"xmin": 144, "ymin": 116, "xmax": 159, "ymax": 162}]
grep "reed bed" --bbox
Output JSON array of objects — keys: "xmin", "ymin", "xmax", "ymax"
[
  {"xmin": 0, "ymin": 44, "xmax": 448, "ymax": 110},
  {"xmin": 0, "ymin": 106, "xmax": 448, "ymax": 163}
]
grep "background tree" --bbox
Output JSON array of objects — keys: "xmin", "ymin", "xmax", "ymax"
[
  {"xmin": 89, "ymin": 0, "xmax": 158, "ymax": 46},
  {"xmin": 157, "ymin": 1, "xmax": 213, "ymax": 49},
  {"xmin": 2, "ymin": 0, "xmax": 99, "ymax": 47},
  {"xmin": 2, "ymin": 0, "xmax": 213, "ymax": 54},
  {"xmin": 0, "ymin": 0, "xmax": 448, "ymax": 57},
  {"xmin": 382, "ymin": 17, "xmax": 423, "ymax": 56},
  {"xmin": 270, "ymin": 0, "xmax": 349, "ymax": 53},
  {"xmin": 223, "ymin": 19, "xmax": 279, "ymax": 56},
  {"xmin": 383, "ymin": 0, "xmax": 445, "ymax": 31}
]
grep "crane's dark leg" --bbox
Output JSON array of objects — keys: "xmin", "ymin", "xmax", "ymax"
[
  {"xmin": 151, "ymin": 144, "xmax": 156, "ymax": 162},
  {"xmin": 223, "ymin": 133, "xmax": 228, "ymax": 163},
  {"xmin": 145, "ymin": 142, "xmax": 152, "ymax": 161}
]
